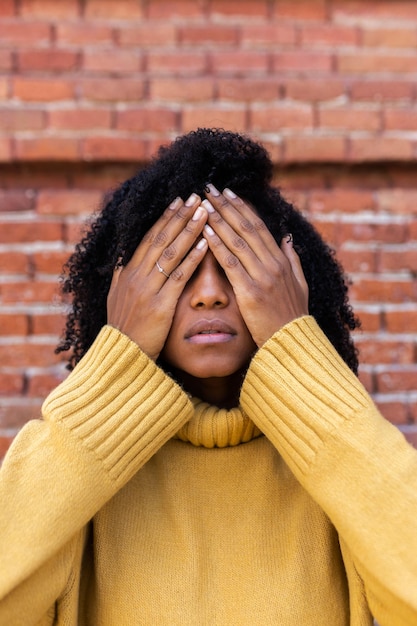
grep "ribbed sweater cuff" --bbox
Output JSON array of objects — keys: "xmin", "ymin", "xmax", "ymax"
[
  {"xmin": 240, "ymin": 316, "xmax": 371, "ymax": 475},
  {"xmin": 42, "ymin": 325, "xmax": 193, "ymax": 482}
]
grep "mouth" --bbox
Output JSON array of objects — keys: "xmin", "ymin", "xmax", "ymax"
[{"xmin": 185, "ymin": 319, "xmax": 237, "ymax": 345}]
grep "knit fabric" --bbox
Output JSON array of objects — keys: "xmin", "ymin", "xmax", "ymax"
[{"xmin": 0, "ymin": 317, "xmax": 416, "ymax": 625}]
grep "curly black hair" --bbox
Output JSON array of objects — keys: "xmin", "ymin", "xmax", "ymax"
[{"xmin": 57, "ymin": 127, "xmax": 360, "ymax": 373}]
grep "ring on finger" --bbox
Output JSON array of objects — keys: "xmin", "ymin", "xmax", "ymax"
[{"xmin": 156, "ymin": 260, "xmax": 170, "ymax": 279}]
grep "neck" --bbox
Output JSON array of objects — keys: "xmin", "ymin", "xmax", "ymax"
[{"xmin": 167, "ymin": 368, "xmax": 247, "ymax": 409}]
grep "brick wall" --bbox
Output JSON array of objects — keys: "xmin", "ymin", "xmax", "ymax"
[{"xmin": 1, "ymin": 0, "xmax": 417, "ymax": 458}]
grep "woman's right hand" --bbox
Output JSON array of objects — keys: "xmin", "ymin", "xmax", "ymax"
[{"xmin": 107, "ymin": 194, "xmax": 208, "ymax": 361}]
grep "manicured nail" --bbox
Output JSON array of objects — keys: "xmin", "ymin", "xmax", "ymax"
[
  {"xmin": 192, "ymin": 206, "xmax": 205, "ymax": 221},
  {"xmin": 196, "ymin": 237, "xmax": 207, "ymax": 250},
  {"xmin": 207, "ymin": 183, "xmax": 220, "ymax": 197},
  {"xmin": 204, "ymin": 224, "xmax": 215, "ymax": 236},
  {"xmin": 286, "ymin": 233, "xmax": 293, "ymax": 244},
  {"xmin": 202, "ymin": 199, "xmax": 215, "ymax": 213},
  {"xmin": 168, "ymin": 196, "xmax": 181, "ymax": 210},
  {"xmin": 185, "ymin": 193, "xmax": 198, "ymax": 206},
  {"xmin": 223, "ymin": 187, "xmax": 237, "ymax": 199}
]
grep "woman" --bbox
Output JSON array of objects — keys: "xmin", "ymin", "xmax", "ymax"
[{"xmin": 1, "ymin": 128, "xmax": 416, "ymax": 625}]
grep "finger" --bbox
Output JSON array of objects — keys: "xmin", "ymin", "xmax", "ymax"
[
  {"xmin": 204, "ymin": 185, "xmax": 282, "ymax": 265},
  {"xmin": 203, "ymin": 223, "xmax": 250, "ymax": 285},
  {"xmin": 162, "ymin": 236, "xmax": 208, "ymax": 296},
  {"xmin": 151, "ymin": 204, "xmax": 208, "ymax": 282},
  {"xmin": 280, "ymin": 234, "xmax": 309, "ymax": 296},
  {"xmin": 127, "ymin": 193, "xmax": 201, "ymax": 273}
]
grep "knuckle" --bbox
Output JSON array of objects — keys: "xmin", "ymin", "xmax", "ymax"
[
  {"xmin": 211, "ymin": 212, "xmax": 224, "ymax": 227},
  {"xmin": 170, "ymin": 267, "xmax": 185, "ymax": 282},
  {"xmin": 225, "ymin": 253, "xmax": 239, "ymax": 268},
  {"xmin": 232, "ymin": 236, "xmax": 247, "ymax": 251},
  {"xmin": 174, "ymin": 207, "xmax": 189, "ymax": 222},
  {"xmin": 253, "ymin": 219, "xmax": 267, "ymax": 232},
  {"xmin": 240, "ymin": 219, "xmax": 255, "ymax": 234},
  {"xmin": 153, "ymin": 231, "xmax": 168, "ymax": 247},
  {"xmin": 162, "ymin": 245, "xmax": 176, "ymax": 261}
]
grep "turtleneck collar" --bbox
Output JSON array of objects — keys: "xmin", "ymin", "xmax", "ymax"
[{"xmin": 174, "ymin": 397, "xmax": 263, "ymax": 448}]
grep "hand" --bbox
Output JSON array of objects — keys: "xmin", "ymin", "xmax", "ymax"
[
  {"xmin": 107, "ymin": 194, "xmax": 208, "ymax": 360},
  {"xmin": 202, "ymin": 185, "xmax": 309, "ymax": 347}
]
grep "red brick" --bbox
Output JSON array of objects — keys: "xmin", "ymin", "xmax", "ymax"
[
  {"xmin": 0, "ymin": 190, "xmax": 36, "ymax": 212},
  {"xmin": 116, "ymin": 108, "xmax": 178, "ymax": 133},
  {"xmin": 273, "ymin": 51, "xmax": 332, "ymax": 73},
  {"xmin": 377, "ymin": 189, "xmax": 417, "ymax": 215},
  {"xmin": 350, "ymin": 80, "xmax": 414, "ymax": 102},
  {"xmin": 118, "ymin": 23, "xmax": 177, "ymax": 47},
  {"xmin": 273, "ymin": 0, "xmax": 327, "ymax": 20},
  {"xmin": 337, "ymin": 222, "xmax": 407, "ymax": 245},
  {"xmin": 0, "ymin": 139, "xmax": 12, "ymax": 162},
  {"xmin": 250, "ymin": 105, "xmax": 313, "ymax": 132},
  {"xmin": 240, "ymin": 24, "xmax": 296, "ymax": 47},
  {"xmin": 338, "ymin": 53, "xmax": 417, "ymax": 74},
  {"xmin": 31, "ymin": 312, "xmax": 66, "ymax": 335},
  {"xmin": 210, "ymin": 0, "xmax": 268, "ymax": 18},
  {"xmin": 0, "ymin": 77, "xmax": 9, "ymax": 100},
  {"xmin": 337, "ymin": 247, "xmax": 376, "ymax": 273},
  {"xmin": 217, "ymin": 78, "xmax": 279, "ymax": 102},
  {"xmin": 0, "ymin": 109, "xmax": 45, "ymax": 132},
  {"xmin": 0, "ymin": 280, "xmax": 60, "ymax": 304},
  {"xmin": 357, "ymin": 366, "xmax": 374, "ymax": 394},
  {"xmin": 83, "ymin": 49, "xmax": 142, "ymax": 74},
  {"xmin": 318, "ymin": 106, "xmax": 381, "ymax": 132},
  {"xmin": 284, "ymin": 78, "xmax": 346, "ymax": 102},
  {"xmin": 376, "ymin": 367, "xmax": 417, "ymax": 393},
  {"xmin": 357, "ymin": 338, "xmax": 414, "ymax": 365},
  {"xmin": 148, "ymin": 0, "xmax": 202, "ymax": 19},
  {"xmin": 309, "ymin": 189, "xmax": 375, "ymax": 214},
  {"xmin": 332, "ymin": 1, "xmax": 417, "ymax": 20},
  {"xmin": 0, "ymin": 0, "xmax": 15, "ymax": 16},
  {"xmin": 0, "ymin": 50, "xmax": 12, "ymax": 71},
  {"xmin": 384, "ymin": 108, "xmax": 417, "ymax": 131},
  {"xmin": 350, "ymin": 277, "xmax": 417, "ymax": 303},
  {"xmin": 0, "ymin": 221, "xmax": 62, "ymax": 243},
  {"xmin": 301, "ymin": 24, "xmax": 359, "ymax": 47},
  {"xmin": 85, "ymin": 0, "xmax": 143, "ymax": 19},
  {"xmin": 15, "ymin": 138, "xmax": 80, "ymax": 161},
  {"xmin": 36, "ymin": 190, "xmax": 101, "ymax": 216},
  {"xmin": 384, "ymin": 309, "xmax": 417, "ymax": 333},
  {"xmin": 378, "ymin": 247, "xmax": 417, "ymax": 273},
  {"xmin": 17, "ymin": 49, "xmax": 79, "ymax": 72},
  {"xmin": 0, "ymin": 436, "xmax": 15, "ymax": 461},
  {"xmin": 0, "ymin": 20, "xmax": 51, "ymax": 45},
  {"xmin": 348, "ymin": 137, "xmax": 413, "ymax": 162},
  {"xmin": 20, "ymin": 0, "xmax": 80, "ymax": 17},
  {"xmin": 353, "ymin": 308, "xmax": 382, "ymax": 332},
  {"xmin": 64, "ymin": 220, "xmax": 88, "ymax": 245},
  {"xmin": 284, "ymin": 135, "xmax": 346, "ymax": 163},
  {"xmin": 0, "ymin": 342, "xmax": 62, "ymax": 367},
  {"xmin": 211, "ymin": 50, "xmax": 268, "ymax": 75},
  {"xmin": 362, "ymin": 27, "xmax": 417, "ymax": 48},
  {"xmin": 0, "ymin": 373, "xmax": 24, "ymax": 396},
  {"xmin": 0, "ymin": 401, "xmax": 43, "ymax": 430},
  {"xmin": 374, "ymin": 400, "xmax": 409, "ymax": 425},
  {"xmin": 146, "ymin": 51, "xmax": 207, "ymax": 75},
  {"xmin": 56, "ymin": 22, "xmax": 113, "ymax": 46},
  {"xmin": 0, "ymin": 314, "xmax": 28, "ymax": 335},
  {"xmin": 48, "ymin": 108, "xmax": 112, "ymax": 130},
  {"xmin": 179, "ymin": 24, "xmax": 236, "ymax": 46},
  {"xmin": 79, "ymin": 78, "xmax": 145, "ymax": 102},
  {"xmin": 181, "ymin": 106, "xmax": 246, "ymax": 134},
  {"xmin": 82, "ymin": 137, "xmax": 148, "ymax": 161},
  {"xmin": 13, "ymin": 78, "xmax": 74, "ymax": 101},
  {"xmin": 27, "ymin": 372, "xmax": 66, "ymax": 397},
  {"xmin": 150, "ymin": 77, "xmax": 214, "ymax": 102},
  {"xmin": 0, "ymin": 251, "xmax": 29, "ymax": 274}
]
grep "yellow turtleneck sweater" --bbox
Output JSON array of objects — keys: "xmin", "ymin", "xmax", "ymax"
[{"xmin": 0, "ymin": 316, "xmax": 416, "ymax": 625}]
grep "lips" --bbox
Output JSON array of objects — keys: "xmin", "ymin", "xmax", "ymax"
[{"xmin": 185, "ymin": 318, "xmax": 237, "ymax": 344}]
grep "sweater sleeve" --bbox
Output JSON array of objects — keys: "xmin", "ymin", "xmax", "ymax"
[
  {"xmin": 240, "ymin": 315, "xmax": 417, "ymax": 626},
  {"xmin": 0, "ymin": 325, "xmax": 193, "ymax": 622}
]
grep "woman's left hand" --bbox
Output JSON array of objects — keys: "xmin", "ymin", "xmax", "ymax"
[{"xmin": 202, "ymin": 185, "xmax": 309, "ymax": 348}]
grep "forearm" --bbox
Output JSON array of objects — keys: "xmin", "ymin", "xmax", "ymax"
[
  {"xmin": 241, "ymin": 316, "xmax": 417, "ymax": 624},
  {"xmin": 0, "ymin": 325, "xmax": 193, "ymax": 614}
]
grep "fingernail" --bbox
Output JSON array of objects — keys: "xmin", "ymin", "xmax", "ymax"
[
  {"xmin": 207, "ymin": 183, "xmax": 220, "ymax": 197},
  {"xmin": 223, "ymin": 187, "xmax": 237, "ymax": 199},
  {"xmin": 196, "ymin": 237, "xmax": 207, "ymax": 250},
  {"xmin": 192, "ymin": 206, "xmax": 205, "ymax": 221},
  {"xmin": 202, "ymin": 199, "xmax": 215, "ymax": 213},
  {"xmin": 168, "ymin": 196, "xmax": 181, "ymax": 210},
  {"xmin": 185, "ymin": 193, "xmax": 198, "ymax": 206},
  {"xmin": 204, "ymin": 183, "xmax": 211, "ymax": 193},
  {"xmin": 286, "ymin": 233, "xmax": 293, "ymax": 244},
  {"xmin": 204, "ymin": 224, "xmax": 215, "ymax": 236}
]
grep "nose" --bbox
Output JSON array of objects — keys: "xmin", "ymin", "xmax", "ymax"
[{"xmin": 188, "ymin": 251, "xmax": 230, "ymax": 310}]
